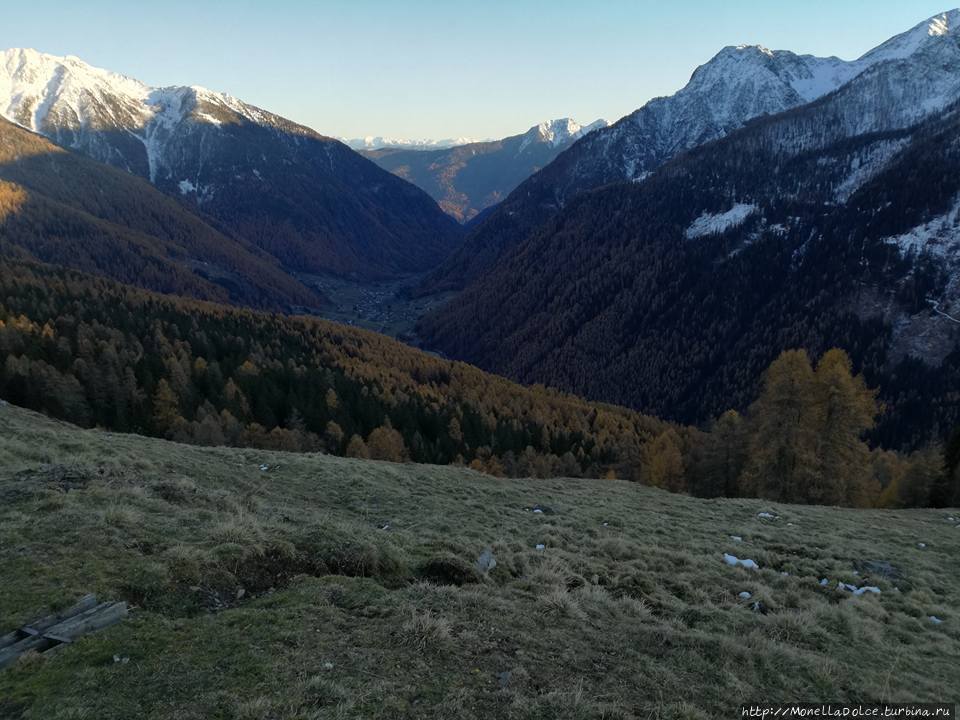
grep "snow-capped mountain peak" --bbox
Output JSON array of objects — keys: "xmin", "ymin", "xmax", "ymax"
[
  {"xmin": 518, "ymin": 117, "xmax": 607, "ymax": 152},
  {"xmin": 861, "ymin": 9, "xmax": 960, "ymax": 63},
  {"xmin": 533, "ymin": 117, "xmax": 605, "ymax": 146}
]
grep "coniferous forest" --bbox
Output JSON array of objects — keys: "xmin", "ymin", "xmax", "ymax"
[{"xmin": 2, "ymin": 258, "xmax": 955, "ymax": 508}]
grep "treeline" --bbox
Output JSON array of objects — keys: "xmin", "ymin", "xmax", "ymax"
[
  {"xmin": 0, "ymin": 260, "xmax": 663, "ymax": 478},
  {"xmin": 641, "ymin": 349, "xmax": 960, "ymax": 508}
]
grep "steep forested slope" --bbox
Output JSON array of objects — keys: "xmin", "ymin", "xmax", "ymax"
[
  {"xmin": 0, "ymin": 258, "xmax": 664, "ymax": 477},
  {"xmin": 0, "ymin": 118, "xmax": 322, "ymax": 310},
  {"xmin": 419, "ymin": 97, "xmax": 960, "ymax": 449}
]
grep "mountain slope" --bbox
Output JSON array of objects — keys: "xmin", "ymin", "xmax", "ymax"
[
  {"xmin": 418, "ymin": 32, "xmax": 960, "ymax": 448},
  {"xmin": 419, "ymin": 10, "xmax": 960, "ymax": 293},
  {"xmin": 364, "ymin": 118, "xmax": 606, "ymax": 222},
  {"xmin": 0, "ymin": 256, "xmax": 663, "ymax": 476},
  {"xmin": 1, "ymin": 403, "xmax": 957, "ymax": 718},
  {"xmin": 0, "ymin": 49, "xmax": 462, "ymax": 279},
  {"xmin": 0, "ymin": 117, "xmax": 322, "ymax": 310}
]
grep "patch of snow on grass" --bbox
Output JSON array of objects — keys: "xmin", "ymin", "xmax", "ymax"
[
  {"xmin": 838, "ymin": 582, "xmax": 881, "ymax": 596},
  {"xmin": 685, "ymin": 203, "xmax": 757, "ymax": 240},
  {"xmin": 178, "ymin": 179, "xmax": 196, "ymax": 195},
  {"xmin": 723, "ymin": 553, "xmax": 759, "ymax": 570}
]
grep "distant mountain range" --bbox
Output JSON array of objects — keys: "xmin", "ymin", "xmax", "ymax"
[
  {"xmin": 340, "ymin": 136, "xmax": 485, "ymax": 151},
  {"xmin": 0, "ymin": 48, "xmax": 462, "ymax": 281},
  {"xmin": 418, "ymin": 10, "xmax": 960, "ymax": 448},
  {"xmin": 362, "ymin": 118, "xmax": 606, "ymax": 222},
  {"xmin": 419, "ymin": 13, "xmax": 960, "ymax": 293}
]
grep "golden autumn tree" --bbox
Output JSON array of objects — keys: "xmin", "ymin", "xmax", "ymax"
[
  {"xmin": 739, "ymin": 350, "xmax": 820, "ymax": 504},
  {"xmin": 367, "ymin": 423, "xmax": 408, "ymax": 463},
  {"xmin": 641, "ymin": 428, "xmax": 685, "ymax": 492},
  {"xmin": 812, "ymin": 349, "xmax": 879, "ymax": 506}
]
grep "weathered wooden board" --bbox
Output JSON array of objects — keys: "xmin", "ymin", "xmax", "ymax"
[{"xmin": 0, "ymin": 595, "xmax": 127, "ymax": 670}]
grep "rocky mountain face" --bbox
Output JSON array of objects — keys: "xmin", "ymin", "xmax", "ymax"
[
  {"xmin": 419, "ymin": 10, "xmax": 960, "ymax": 293},
  {"xmin": 0, "ymin": 117, "xmax": 323, "ymax": 310},
  {"xmin": 418, "ymin": 11, "xmax": 960, "ymax": 448},
  {"xmin": 0, "ymin": 49, "xmax": 462, "ymax": 280},
  {"xmin": 363, "ymin": 118, "xmax": 606, "ymax": 222}
]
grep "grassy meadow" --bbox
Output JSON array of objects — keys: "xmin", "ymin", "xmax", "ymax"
[{"xmin": 0, "ymin": 403, "xmax": 957, "ymax": 718}]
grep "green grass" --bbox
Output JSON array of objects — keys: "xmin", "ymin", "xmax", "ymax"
[{"xmin": 0, "ymin": 403, "xmax": 957, "ymax": 719}]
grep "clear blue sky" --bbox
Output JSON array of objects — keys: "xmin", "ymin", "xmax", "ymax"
[{"xmin": 1, "ymin": 1, "xmax": 952, "ymax": 139}]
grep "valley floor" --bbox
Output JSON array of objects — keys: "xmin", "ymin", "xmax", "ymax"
[
  {"xmin": 299, "ymin": 271, "xmax": 457, "ymax": 343},
  {"xmin": 0, "ymin": 403, "xmax": 957, "ymax": 719}
]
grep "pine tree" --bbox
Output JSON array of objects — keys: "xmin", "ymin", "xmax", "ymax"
[
  {"xmin": 930, "ymin": 428, "xmax": 960, "ymax": 507},
  {"xmin": 695, "ymin": 410, "xmax": 747, "ymax": 498}
]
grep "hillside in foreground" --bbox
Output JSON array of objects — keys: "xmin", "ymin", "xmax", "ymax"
[{"xmin": 0, "ymin": 404, "xmax": 956, "ymax": 719}]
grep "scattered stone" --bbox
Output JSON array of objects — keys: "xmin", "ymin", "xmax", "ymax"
[
  {"xmin": 476, "ymin": 548, "xmax": 497, "ymax": 574},
  {"xmin": 819, "ymin": 578, "xmax": 829, "ymax": 586},
  {"xmin": 259, "ymin": 464, "xmax": 269, "ymax": 472},
  {"xmin": 380, "ymin": 523, "xmax": 391, "ymax": 531},
  {"xmin": 751, "ymin": 601, "xmax": 766, "ymax": 614},
  {"xmin": 526, "ymin": 504, "xmax": 555, "ymax": 515},
  {"xmin": 738, "ymin": 591, "xmax": 752, "ymax": 600},
  {"xmin": 602, "ymin": 522, "xmax": 609, "ymax": 527},
  {"xmin": 535, "ymin": 544, "xmax": 546, "ymax": 551},
  {"xmin": 235, "ymin": 587, "xmax": 246, "ymax": 600},
  {"xmin": 781, "ymin": 571, "xmax": 789, "ymax": 577},
  {"xmin": 917, "ymin": 542, "xmax": 926, "ymax": 549},
  {"xmin": 929, "ymin": 616, "xmax": 943, "ymax": 625},
  {"xmin": 497, "ymin": 670, "xmax": 512, "ymax": 689},
  {"xmin": 112, "ymin": 654, "xmax": 129, "ymax": 664},
  {"xmin": 730, "ymin": 535, "xmax": 743, "ymax": 543},
  {"xmin": 323, "ymin": 661, "xmax": 334, "ymax": 670},
  {"xmin": 723, "ymin": 553, "xmax": 759, "ymax": 570},
  {"xmin": 757, "ymin": 512, "xmax": 778, "ymax": 520}
]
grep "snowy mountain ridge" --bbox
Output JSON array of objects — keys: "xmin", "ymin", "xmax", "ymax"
[{"xmin": 0, "ymin": 47, "xmax": 462, "ymax": 280}]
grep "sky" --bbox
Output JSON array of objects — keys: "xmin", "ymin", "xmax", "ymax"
[{"xmin": 0, "ymin": 1, "xmax": 954, "ymax": 140}]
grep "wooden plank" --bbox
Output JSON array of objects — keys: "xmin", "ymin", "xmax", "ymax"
[
  {"xmin": 0, "ymin": 594, "xmax": 97, "ymax": 650},
  {"xmin": 0, "ymin": 600, "xmax": 125, "ymax": 670}
]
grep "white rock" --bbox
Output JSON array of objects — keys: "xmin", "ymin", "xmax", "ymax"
[
  {"xmin": 929, "ymin": 615, "xmax": 943, "ymax": 624},
  {"xmin": 259, "ymin": 464, "xmax": 269, "ymax": 471},
  {"xmin": 535, "ymin": 544, "xmax": 546, "ymax": 551},
  {"xmin": 738, "ymin": 591, "xmax": 752, "ymax": 600},
  {"xmin": 730, "ymin": 535, "xmax": 743, "ymax": 542},
  {"xmin": 757, "ymin": 512, "xmax": 778, "ymax": 520}
]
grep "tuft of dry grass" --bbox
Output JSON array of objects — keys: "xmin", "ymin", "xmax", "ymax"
[{"xmin": 401, "ymin": 609, "xmax": 453, "ymax": 650}]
